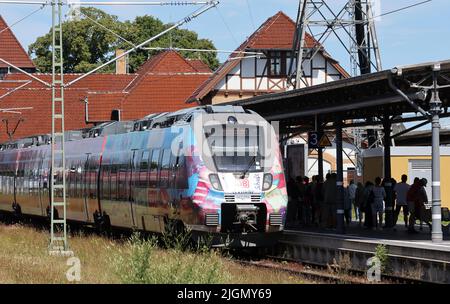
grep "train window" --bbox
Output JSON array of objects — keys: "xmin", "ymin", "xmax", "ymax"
[
  {"xmin": 204, "ymin": 124, "xmax": 264, "ymax": 173},
  {"xmin": 175, "ymin": 155, "xmax": 188, "ymax": 189},
  {"xmin": 73, "ymin": 160, "xmax": 79, "ymax": 198},
  {"xmin": 89, "ymin": 158, "xmax": 98, "ymax": 199},
  {"xmin": 101, "ymin": 157, "xmax": 111, "ymax": 200},
  {"xmin": 139, "ymin": 150, "xmax": 150, "ymax": 187},
  {"xmin": 110, "ymin": 155, "xmax": 118, "ymax": 201},
  {"xmin": 160, "ymin": 149, "xmax": 171, "ymax": 188},
  {"xmin": 67, "ymin": 158, "xmax": 72, "ymax": 198},
  {"xmin": 118, "ymin": 152, "xmax": 129, "ymax": 200},
  {"xmin": 149, "ymin": 149, "xmax": 160, "ymax": 188}
]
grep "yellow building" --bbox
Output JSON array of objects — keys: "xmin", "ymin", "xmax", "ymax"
[{"xmin": 362, "ymin": 147, "xmax": 450, "ymax": 208}]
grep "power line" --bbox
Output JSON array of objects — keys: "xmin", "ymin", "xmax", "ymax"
[
  {"xmin": 0, "ymin": 0, "xmax": 215, "ymax": 5},
  {"xmin": 310, "ymin": 0, "xmax": 433, "ymax": 38},
  {"xmin": 214, "ymin": 5, "xmax": 238, "ymax": 46},
  {"xmin": 65, "ymin": 1, "xmax": 219, "ymax": 87},
  {"xmin": 79, "ymin": 10, "xmax": 137, "ymax": 48},
  {"xmin": 143, "ymin": 46, "xmax": 262, "ymax": 56},
  {"xmin": 375, "ymin": 0, "xmax": 432, "ymax": 19},
  {"xmin": 74, "ymin": 1, "xmax": 215, "ymax": 5},
  {"xmin": 0, "ymin": 4, "xmax": 47, "ymax": 35},
  {"xmin": 245, "ymin": 0, "xmax": 255, "ymax": 31}
]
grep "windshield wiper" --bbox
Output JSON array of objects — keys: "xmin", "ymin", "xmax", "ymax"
[{"xmin": 240, "ymin": 155, "xmax": 256, "ymax": 179}]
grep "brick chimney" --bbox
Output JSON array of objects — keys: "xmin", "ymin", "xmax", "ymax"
[{"xmin": 115, "ymin": 49, "xmax": 128, "ymax": 74}]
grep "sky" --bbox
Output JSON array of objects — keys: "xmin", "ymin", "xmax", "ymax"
[
  {"xmin": 1, "ymin": 0, "xmax": 450, "ymax": 128},
  {"xmin": 1, "ymin": 0, "xmax": 450, "ymax": 68}
]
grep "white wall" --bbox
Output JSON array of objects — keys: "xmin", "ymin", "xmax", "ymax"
[{"xmin": 214, "ymin": 51, "xmax": 344, "ymax": 92}]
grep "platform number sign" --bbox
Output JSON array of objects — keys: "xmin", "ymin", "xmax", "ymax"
[
  {"xmin": 308, "ymin": 131, "xmax": 320, "ymax": 149},
  {"xmin": 308, "ymin": 131, "xmax": 332, "ymax": 149}
]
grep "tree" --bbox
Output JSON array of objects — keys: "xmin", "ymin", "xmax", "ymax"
[{"xmin": 29, "ymin": 8, "xmax": 219, "ymax": 73}]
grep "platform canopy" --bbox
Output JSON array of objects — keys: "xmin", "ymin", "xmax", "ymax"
[
  {"xmin": 222, "ymin": 59, "xmax": 450, "ymax": 131},
  {"xmin": 222, "ymin": 59, "xmax": 450, "ymax": 239}
]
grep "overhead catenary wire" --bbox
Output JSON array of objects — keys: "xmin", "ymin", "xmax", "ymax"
[
  {"xmin": 0, "ymin": 0, "xmax": 214, "ymax": 5},
  {"xmin": 0, "ymin": 1, "xmax": 47, "ymax": 4},
  {"xmin": 78, "ymin": 10, "xmax": 137, "ymax": 48},
  {"xmin": 0, "ymin": 107, "xmax": 33, "ymax": 114},
  {"xmin": 142, "ymin": 46, "xmax": 263, "ymax": 56},
  {"xmin": 0, "ymin": 80, "xmax": 32, "ymax": 100},
  {"xmin": 64, "ymin": 1, "xmax": 219, "ymax": 87},
  {"xmin": 72, "ymin": 1, "xmax": 215, "ymax": 5},
  {"xmin": 77, "ymin": 4, "xmax": 260, "ymax": 63},
  {"xmin": 0, "ymin": 57, "xmax": 51, "ymax": 87},
  {"xmin": 244, "ymin": 0, "xmax": 256, "ymax": 31},
  {"xmin": 309, "ymin": 0, "xmax": 433, "ymax": 36},
  {"xmin": 0, "ymin": 3, "xmax": 47, "ymax": 35},
  {"xmin": 214, "ymin": 5, "xmax": 238, "ymax": 46}
]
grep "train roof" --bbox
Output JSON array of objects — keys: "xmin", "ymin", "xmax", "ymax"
[{"xmin": 0, "ymin": 105, "xmax": 256, "ymax": 150}]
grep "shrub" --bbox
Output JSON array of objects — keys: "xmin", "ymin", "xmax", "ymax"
[
  {"xmin": 112, "ymin": 232, "xmax": 230, "ymax": 284},
  {"xmin": 374, "ymin": 244, "xmax": 389, "ymax": 273}
]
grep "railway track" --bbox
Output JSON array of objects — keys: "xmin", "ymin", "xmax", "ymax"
[
  {"xmin": 0, "ymin": 214, "xmax": 437, "ymax": 284},
  {"xmin": 235, "ymin": 255, "xmax": 433, "ymax": 284}
]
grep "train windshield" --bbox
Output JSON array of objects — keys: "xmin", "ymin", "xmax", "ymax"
[{"xmin": 204, "ymin": 124, "xmax": 264, "ymax": 173}]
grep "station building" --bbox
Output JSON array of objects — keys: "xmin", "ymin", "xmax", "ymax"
[
  {"xmin": 363, "ymin": 147, "xmax": 450, "ymax": 208},
  {"xmin": 187, "ymin": 11, "xmax": 350, "ymax": 105}
]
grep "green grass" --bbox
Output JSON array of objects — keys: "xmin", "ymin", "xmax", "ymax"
[{"xmin": 0, "ymin": 223, "xmax": 311, "ymax": 284}]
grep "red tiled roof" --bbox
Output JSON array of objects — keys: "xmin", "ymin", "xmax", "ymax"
[
  {"xmin": 124, "ymin": 50, "xmax": 207, "ymax": 92},
  {"xmin": 4, "ymin": 73, "xmax": 135, "ymax": 91},
  {"xmin": 87, "ymin": 92, "xmax": 127, "ymax": 122},
  {"xmin": 121, "ymin": 74, "xmax": 209, "ymax": 120},
  {"xmin": 187, "ymin": 59, "xmax": 212, "ymax": 73},
  {"xmin": 187, "ymin": 11, "xmax": 349, "ymax": 104},
  {"xmin": 120, "ymin": 51, "xmax": 211, "ymax": 120},
  {"xmin": 0, "ymin": 15, "xmax": 35, "ymax": 69},
  {"xmin": 0, "ymin": 50, "xmax": 211, "ymax": 142},
  {"xmin": 0, "ymin": 89, "xmax": 87, "ymax": 141},
  {"xmin": 246, "ymin": 11, "xmax": 316, "ymax": 50}
]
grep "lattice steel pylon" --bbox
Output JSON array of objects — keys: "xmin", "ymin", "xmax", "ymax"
[
  {"xmin": 288, "ymin": 0, "xmax": 383, "ymax": 149},
  {"xmin": 289, "ymin": 0, "xmax": 382, "ymax": 86},
  {"xmin": 49, "ymin": 0, "xmax": 71, "ymax": 256}
]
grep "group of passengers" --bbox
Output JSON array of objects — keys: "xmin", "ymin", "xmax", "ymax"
[{"xmin": 286, "ymin": 173, "xmax": 430, "ymax": 233}]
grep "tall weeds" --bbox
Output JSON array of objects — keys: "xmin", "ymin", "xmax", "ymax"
[{"xmin": 111, "ymin": 231, "xmax": 230, "ymax": 284}]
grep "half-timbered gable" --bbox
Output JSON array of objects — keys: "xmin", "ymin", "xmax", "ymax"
[{"xmin": 188, "ymin": 11, "xmax": 349, "ymax": 105}]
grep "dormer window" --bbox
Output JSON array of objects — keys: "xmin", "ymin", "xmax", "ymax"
[{"xmin": 268, "ymin": 51, "xmax": 288, "ymax": 77}]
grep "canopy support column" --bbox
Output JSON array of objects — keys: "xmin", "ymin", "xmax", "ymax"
[
  {"xmin": 336, "ymin": 118, "xmax": 345, "ymax": 234},
  {"xmin": 383, "ymin": 116, "xmax": 394, "ymax": 228}
]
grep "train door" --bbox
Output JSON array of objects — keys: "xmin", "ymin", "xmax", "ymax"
[
  {"xmin": 37, "ymin": 153, "xmax": 45, "ymax": 216},
  {"xmin": 148, "ymin": 149, "xmax": 160, "ymax": 208},
  {"xmin": 39, "ymin": 154, "xmax": 51, "ymax": 216},
  {"xmin": 83, "ymin": 154, "xmax": 100, "ymax": 223},
  {"xmin": 170, "ymin": 147, "xmax": 189, "ymax": 222},
  {"xmin": 168, "ymin": 150, "xmax": 178, "ymax": 218},
  {"xmin": 132, "ymin": 149, "xmax": 153, "ymax": 231},
  {"xmin": 128, "ymin": 150, "xmax": 138, "ymax": 228}
]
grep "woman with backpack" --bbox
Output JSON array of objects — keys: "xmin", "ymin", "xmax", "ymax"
[{"xmin": 407, "ymin": 177, "xmax": 421, "ymax": 233}]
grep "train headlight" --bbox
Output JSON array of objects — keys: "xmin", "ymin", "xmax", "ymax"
[
  {"xmin": 209, "ymin": 174, "xmax": 223, "ymax": 191},
  {"xmin": 262, "ymin": 173, "xmax": 273, "ymax": 191}
]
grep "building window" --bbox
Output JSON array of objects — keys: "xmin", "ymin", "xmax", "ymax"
[{"xmin": 268, "ymin": 51, "xmax": 288, "ymax": 77}]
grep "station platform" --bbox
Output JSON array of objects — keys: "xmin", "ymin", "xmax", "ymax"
[{"xmin": 272, "ymin": 222, "xmax": 450, "ymax": 283}]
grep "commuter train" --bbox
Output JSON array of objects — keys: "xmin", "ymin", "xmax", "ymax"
[{"xmin": 0, "ymin": 105, "xmax": 287, "ymax": 247}]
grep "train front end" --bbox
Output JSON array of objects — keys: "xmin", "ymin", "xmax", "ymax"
[{"xmin": 185, "ymin": 107, "xmax": 287, "ymax": 247}]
